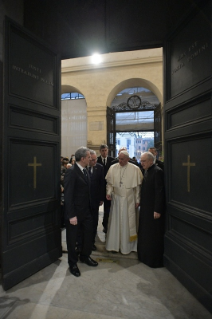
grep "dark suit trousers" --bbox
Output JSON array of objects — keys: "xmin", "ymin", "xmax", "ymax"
[
  {"xmin": 102, "ymin": 198, "xmax": 111, "ymax": 230},
  {"xmin": 91, "ymin": 206, "xmax": 99, "ymax": 244},
  {"xmin": 76, "ymin": 207, "xmax": 98, "ymax": 246},
  {"xmin": 65, "ymin": 213, "xmax": 93, "ymax": 267}
]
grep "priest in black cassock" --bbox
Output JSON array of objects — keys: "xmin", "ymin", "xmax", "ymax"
[{"xmin": 137, "ymin": 151, "xmax": 165, "ymax": 268}]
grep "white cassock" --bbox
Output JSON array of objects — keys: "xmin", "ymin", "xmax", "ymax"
[{"xmin": 105, "ymin": 162, "xmax": 143, "ymax": 254}]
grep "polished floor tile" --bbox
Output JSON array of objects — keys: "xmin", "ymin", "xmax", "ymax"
[{"xmin": 0, "ymin": 209, "xmax": 211, "ymax": 319}]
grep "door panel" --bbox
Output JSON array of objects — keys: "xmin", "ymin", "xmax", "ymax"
[
  {"xmin": 154, "ymin": 104, "xmax": 162, "ymax": 152},
  {"xmin": 106, "ymin": 107, "xmax": 116, "ymax": 157},
  {"xmin": 1, "ymin": 18, "xmax": 62, "ymax": 290},
  {"xmin": 164, "ymin": 0, "xmax": 212, "ymax": 313}
]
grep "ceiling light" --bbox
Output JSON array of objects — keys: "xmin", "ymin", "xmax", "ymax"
[{"xmin": 91, "ymin": 53, "xmax": 102, "ymax": 64}]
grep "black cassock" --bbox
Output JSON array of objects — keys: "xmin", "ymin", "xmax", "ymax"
[{"xmin": 138, "ymin": 164, "xmax": 165, "ymax": 268}]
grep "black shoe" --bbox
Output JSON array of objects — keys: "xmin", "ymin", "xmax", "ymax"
[
  {"xmin": 80, "ymin": 256, "xmax": 98, "ymax": 267},
  {"xmin": 92, "ymin": 244, "xmax": 97, "ymax": 251},
  {"xmin": 69, "ymin": 264, "xmax": 81, "ymax": 277}
]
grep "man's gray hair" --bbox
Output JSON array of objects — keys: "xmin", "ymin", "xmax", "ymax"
[
  {"xmin": 75, "ymin": 147, "xmax": 90, "ymax": 161},
  {"xmin": 143, "ymin": 151, "xmax": 155, "ymax": 161},
  {"xmin": 90, "ymin": 150, "xmax": 96, "ymax": 155}
]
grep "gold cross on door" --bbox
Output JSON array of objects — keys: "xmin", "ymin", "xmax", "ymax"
[
  {"xmin": 28, "ymin": 156, "xmax": 42, "ymax": 189},
  {"xmin": 182, "ymin": 155, "xmax": 196, "ymax": 192}
]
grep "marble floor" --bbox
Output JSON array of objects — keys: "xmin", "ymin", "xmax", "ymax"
[{"xmin": 0, "ymin": 209, "xmax": 211, "ymax": 319}]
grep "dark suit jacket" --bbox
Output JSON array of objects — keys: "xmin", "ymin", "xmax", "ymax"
[
  {"xmin": 140, "ymin": 164, "xmax": 165, "ymax": 215},
  {"xmin": 97, "ymin": 155, "xmax": 114, "ymax": 177},
  {"xmin": 64, "ymin": 163, "xmax": 91, "ymax": 221},
  {"xmin": 89, "ymin": 163, "xmax": 105, "ymax": 210},
  {"xmin": 139, "ymin": 159, "xmax": 164, "ymax": 174},
  {"xmin": 156, "ymin": 159, "xmax": 164, "ymax": 170},
  {"xmin": 97, "ymin": 156, "xmax": 114, "ymax": 209}
]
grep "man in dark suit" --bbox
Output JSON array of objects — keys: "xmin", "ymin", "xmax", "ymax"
[
  {"xmin": 88, "ymin": 150, "xmax": 105, "ymax": 250},
  {"xmin": 148, "ymin": 147, "xmax": 164, "ymax": 170},
  {"xmin": 97, "ymin": 144, "xmax": 114, "ymax": 233},
  {"xmin": 64, "ymin": 147, "xmax": 98, "ymax": 277}
]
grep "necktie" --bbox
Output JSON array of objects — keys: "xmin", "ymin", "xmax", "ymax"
[
  {"xmin": 88, "ymin": 166, "xmax": 92, "ymax": 177},
  {"xmin": 103, "ymin": 158, "xmax": 106, "ymax": 166},
  {"xmin": 83, "ymin": 168, "xmax": 88, "ymax": 180}
]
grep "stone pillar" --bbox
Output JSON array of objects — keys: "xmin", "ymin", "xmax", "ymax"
[{"xmin": 87, "ymin": 105, "xmax": 107, "ymax": 155}]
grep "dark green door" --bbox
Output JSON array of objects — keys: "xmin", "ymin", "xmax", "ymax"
[
  {"xmin": 107, "ymin": 106, "xmax": 116, "ymax": 157},
  {"xmin": 163, "ymin": 0, "xmax": 212, "ymax": 313},
  {"xmin": 1, "ymin": 18, "xmax": 62, "ymax": 290}
]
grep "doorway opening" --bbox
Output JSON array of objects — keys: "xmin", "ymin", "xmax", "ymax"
[{"xmin": 107, "ymin": 87, "xmax": 162, "ymax": 158}]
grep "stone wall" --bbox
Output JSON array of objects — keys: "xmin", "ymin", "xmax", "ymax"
[{"xmin": 61, "ymin": 48, "xmax": 163, "ymax": 153}]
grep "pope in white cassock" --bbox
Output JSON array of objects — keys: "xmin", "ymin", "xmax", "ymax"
[{"xmin": 105, "ymin": 151, "xmax": 143, "ymax": 254}]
